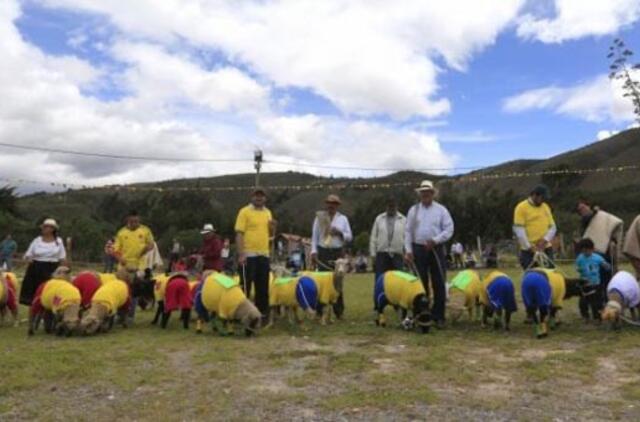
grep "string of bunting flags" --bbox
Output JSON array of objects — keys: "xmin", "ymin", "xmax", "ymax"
[{"xmin": 1, "ymin": 163, "xmax": 639, "ymax": 193}]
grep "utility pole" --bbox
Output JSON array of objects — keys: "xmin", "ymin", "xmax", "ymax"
[{"xmin": 254, "ymin": 149, "xmax": 263, "ymax": 187}]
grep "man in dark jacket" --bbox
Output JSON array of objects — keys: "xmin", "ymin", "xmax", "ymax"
[{"xmin": 200, "ymin": 224, "xmax": 224, "ymax": 272}]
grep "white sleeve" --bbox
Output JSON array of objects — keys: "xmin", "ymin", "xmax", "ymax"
[
  {"xmin": 342, "ymin": 216, "xmax": 353, "ymax": 243},
  {"xmin": 513, "ymin": 226, "xmax": 531, "ymax": 249},
  {"xmin": 434, "ymin": 207, "xmax": 454, "ymax": 244},
  {"xmin": 24, "ymin": 238, "xmax": 37, "ymax": 260},
  {"xmin": 58, "ymin": 239, "xmax": 67, "ymax": 261},
  {"xmin": 543, "ymin": 225, "xmax": 557, "ymax": 242},
  {"xmin": 311, "ymin": 217, "xmax": 320, "ymax": 254},
  {"xmin": 370, "ymin": 217, "xmax": 379, "ymax": 257},
  {"xmin": 405, "ymin": 206, "xmax": 415, "ymax": 253}
]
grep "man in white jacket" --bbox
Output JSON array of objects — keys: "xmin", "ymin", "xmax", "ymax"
[{"xmin": 370, "ymin": 198, "xmax": 406, "ymax": 280}]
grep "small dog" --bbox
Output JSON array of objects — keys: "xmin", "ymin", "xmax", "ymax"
[
  {"xmin": 447, "ymin": 270, "xmax": 482, "ymax": 323},
  {"xmin": 79, "ymin": 273, "xmax": 132, "ymax": 335},
  {"xmin": 521, "ymin": 269, "xmax": 570, "ymax": 338},
  {"xmin": 0, "ymin": 271, "xmax": 18, "ymax": 327},
  {"xmin": 267, "ymin": 275, "xmax": 318, "ymax": 327},
  {"xmin": 480, "ymin": 271, "xmax": 517, "ymax": 331},
  {"xmin": 28, "ymin": 267, "xmax": 81, "ymax": 336},
  {"xmin": 601, "ymin": 271, "xmax": 640, "ymax": 330},
  {"xmin": 373, "ymin": 270, "xmax": 432, "ymax": 334},
  {"xmin": 301, "ymin": 258, "xmax": 348, "ymax": 325},
  {"xmin": 72, "ymin": 271, "xmax": 102, "ymax": 311},
  {"xmin": 193, "ymin": 271, "xmax": 261, "ymax": 336}
]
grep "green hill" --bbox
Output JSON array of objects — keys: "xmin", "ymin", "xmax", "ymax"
[{"xmin": 2, "ymin": 129, "xmax": 640, "ymax": 261}]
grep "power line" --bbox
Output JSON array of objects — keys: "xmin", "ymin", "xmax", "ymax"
[
  {"xmin": 2, "ymin": 163, "xmax": 639, "ymax": 193},
  {"xmin": 0, "ymin": 141, "xmax": 483, "ymax": 172},
  {"xmin": 0, "ymin": 142, "xmax": 251, "ymax": 163}
]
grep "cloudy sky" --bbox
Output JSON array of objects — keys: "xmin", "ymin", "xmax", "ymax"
[{"xmin": 1, "ymin": 0, "xmax": 640, "ymax": 189}]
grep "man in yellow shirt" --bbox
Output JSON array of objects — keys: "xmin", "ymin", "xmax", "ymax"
[
  {"xmin": 113, "ymin": 210, "xmax": 154, "ymax": 322},
  {"xmin": 513, "ymin": 185, "xmax": 557, "ymax": 270},
  {"xmin": 235, "ymin": 187, "xmax": 276, "ymax": 322}
]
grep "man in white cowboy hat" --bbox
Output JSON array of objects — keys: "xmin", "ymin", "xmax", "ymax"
[
  {"xmin": 405, "ymin": 180, "xmax": 454, "ymax": 328},
  {"xmin": 199, "ymin": 223, "xmax": 224, "ymax": 272},
  {"xmin": 311, "ymin": 194, "xmax": 353, "ymax": 318}
]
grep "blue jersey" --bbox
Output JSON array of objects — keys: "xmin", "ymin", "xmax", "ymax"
[{"xmin": 575, "ymin": 253, "xmax": 609, "ymax": 286}]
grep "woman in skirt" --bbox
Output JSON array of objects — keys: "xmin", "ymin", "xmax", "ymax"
[{"xmin": 19, "ymin": 218, "xmax": 67, "ymax": 305}]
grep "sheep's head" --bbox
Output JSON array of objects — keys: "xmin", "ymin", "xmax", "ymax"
[
  {"xmin": 58, "ymin": 303, "xmax": 80, "ymax": 336},
  {"xmin": 235, "ymin": 300, "xmax": 261, "ymax": 337},
  {"xmin": 447, "ymin": 288, "xmax": 467, "ymax": 322},
  {"xmin": 80, "ymin": 303, "xmax": 109, "ymax": 335},
  {"xmin": 601, "ymin": 301, "xmax": 622, "ymax": 322}
]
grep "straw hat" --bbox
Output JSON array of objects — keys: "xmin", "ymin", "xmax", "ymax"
[
  {"xmin": 325, "ymin": 194, "xmax": 342, "ymax": 205},
  {"xmin": 415, "ymin": 180, "xmax": 436, "ymax": 193},
  {"xmin": 41, "ymin": 218, "xmax": 59, "ymax": 229}
]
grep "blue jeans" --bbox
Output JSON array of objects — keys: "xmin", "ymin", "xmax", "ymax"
[{"xmin": 0, "ymin": 254, "xmax": 12, "ymax": 271}]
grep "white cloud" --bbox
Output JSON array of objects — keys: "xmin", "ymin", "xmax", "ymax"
[
  {"xmin": 503, "ymin": 75, "xmax": 636, "ymax": 123},
  {"xmin": 42, "ymin": 0, "xmax": 527, "ymax": 120},
  {"xmin": 111, "ymin": 41, "xmax": 270, "ymax": 114},
  {"xmin": 257, "ymin": 115, "xmax": 457, "ymax": 173},
  {"xmin": 518, "ymin": 0, "xmax": 640, "ymax": 43},
  {"xmin": 597, "ymin": 129, "xmax": 619, "ymax": 140},
  {"xmin": 0, "ymin": 0, "xmax": 256, "ymax": 186}
]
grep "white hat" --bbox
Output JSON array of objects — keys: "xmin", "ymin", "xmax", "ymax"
[
  {"xmin": 201, "ymin": 223, "xmax": 215, "ymax": 234},
  {"xmin": 416, "ymin": 180, "xmax": 436, "ymax": 192},
  {"xmin": 41, "ymin": 218, "xmax": 59, "ymax": 229}
]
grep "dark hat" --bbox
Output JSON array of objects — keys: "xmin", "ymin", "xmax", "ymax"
[
  {"xmin": 252, "ymin": 186, "xmax": 267, "ymax": 195},
  {"xmin": 530, "ymin": 184, "xmax": 550, "ymax": 199}
]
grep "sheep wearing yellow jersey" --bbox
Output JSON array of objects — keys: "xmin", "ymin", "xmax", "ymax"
[
  {"xmin": 447, "ymin": 270, "xmax": 482, "ymax": 323},
  {"xmin": 80, "ymin": 270, "xmax": 131, "ymax": 335},
  {"xmin": 0, "ymin": 271, "xmax": 18, "ymax": 326},
  {"xmin": 300, "ymin": 257, "xmax": 348, "ymax": 325},
  {"xmin": 193, "ymin": 271, "xmax": 261, "ymax": 336},
  {"xmin": 374, "ymin": 270, "xmax": 431, "ymax": 334},
  {"xmin": 267, "ymin": 275, "xmax": 319, "ymax": 327},
  {"xmin": 28, "ymin": 267, "xmax": 81, "ymax": 336}
]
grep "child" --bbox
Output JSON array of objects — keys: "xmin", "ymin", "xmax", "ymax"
[{"xmin": 575, "ymin": 238, "xmax": 611, "ymax": 322}]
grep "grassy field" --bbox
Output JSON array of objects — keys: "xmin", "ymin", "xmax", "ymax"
[{"xmin": 2, "ymin": 265, "xmax": 640, "ymax": 421}]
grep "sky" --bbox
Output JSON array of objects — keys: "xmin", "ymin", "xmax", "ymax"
[{"xmin": 1, "ymin": 0, "xmax": 640, "ymax": 190}]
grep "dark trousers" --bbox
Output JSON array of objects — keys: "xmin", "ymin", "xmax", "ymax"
[
  {"xmin": 20, "ymin": 261, "xmax": 59, "ymax": 306},
  {"xmin": 374, "ymin": 252, "xmax": 404, "ymax": 280},
  {"xmin": 239, "ymin": 256, "xmax": 270, "ymax": 317},
  {"xmin": 413, "ymin": 244, "xmax": 447, "ymax": 322},
  {"xmin": 519, "ymin": 247, "xmax": 555, "ymax": 270},
  {"xmin": 579, "ymin": 285, "xmax": 603, "ymax": 320},
  {"xmin": 317, "ymin": 247, "xmax": 344, "ymax": 318}
]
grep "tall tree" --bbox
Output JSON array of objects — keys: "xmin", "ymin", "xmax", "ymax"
[{"xmin": 608, "ymin": 38, "xmax": 640, "ymax": 123}]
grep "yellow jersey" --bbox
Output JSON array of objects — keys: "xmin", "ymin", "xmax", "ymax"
[
  {"xmin": 383, "ymin": 271, "xmax": 425, "ymax": 310},
  {"xmin": 235, "ymin": 205, "xmax": 272, "ymax": 255},
  {"xmin": 154, "ymin": 274, "xmax": 170, "ymax": 301},
  {"xmin": 513, "ymin": 199, "xmax": 555, "ymax": 248},
  {"xmin": 92, "ymin": 279, "xmax": 129, "ymax": 315},
  {"xmin": 302, "ymin": 271, "xmax": 339, "ymax": 305},
  {"xmin": 114, "ymin": 225, "xmax": 154, "ymax": 271},
  {"xmin": 269, "ymin": 277, "xmax": 299, "ymax": 307},
  {"xmin": 201, "ymin": 273, "xmax": 246, "ymax": 319},
  {"xmin": 449, "ymin": 270, "xmax": 481, "ymax": 309},
  {"xmin": 41, "ymin": 279, "xmax": 81, "ymax": 313}
]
